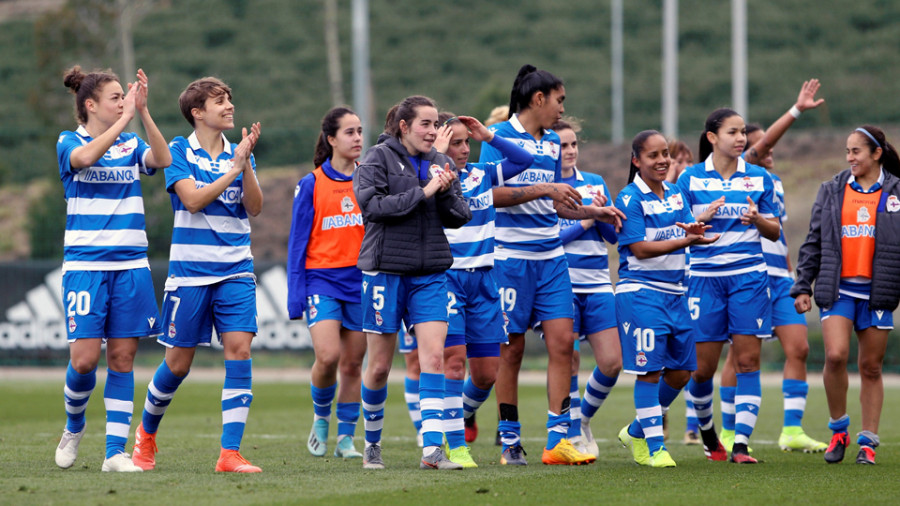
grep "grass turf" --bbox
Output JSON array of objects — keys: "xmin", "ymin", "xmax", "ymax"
[{"xmin": 0, "ymin": 371, "xmax": 896, "ymax": 505}]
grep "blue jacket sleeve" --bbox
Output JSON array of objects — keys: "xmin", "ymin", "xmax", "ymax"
[
  {"xmin": 559, "ymin": 222, "xmax": 587, "ymax": 245},
  {"xmin": 486, "ymin": 135, "xmax": 534, "ymax": 180},
  {"xmin": 287, "ymin": 173, "xmax": 316, "ymax": 319}
]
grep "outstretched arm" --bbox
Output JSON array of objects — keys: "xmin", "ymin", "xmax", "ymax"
[
  {"xmin": 133, "ymin": 69, "xmax": 171, "ymax": 169},
  {"xmin": 493, "ymin": 182, "xmax": 580, "ymax": 209},
  {"xmin": 744, "ymin": 79, "xmax": 824, "ymax": 165}
]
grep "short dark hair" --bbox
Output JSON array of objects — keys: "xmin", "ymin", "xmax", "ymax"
[{"xmin": 178, "ymin": 77, "xmax": 232, "ymax": 127}]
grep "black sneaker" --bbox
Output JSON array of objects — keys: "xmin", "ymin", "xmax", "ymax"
[
  {"xmin": 856, "ymin": 445, "xmax": 876, "ymax": 465},
  {"xmin": 500, "ymin": 444, "xmax": 528, "ymax": 465},
  {"xmin": 824, "ymin": 432, "xmax": 848, "ymax": 464}
]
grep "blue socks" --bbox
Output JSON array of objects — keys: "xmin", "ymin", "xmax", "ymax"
[
  {"xmin": 581, "ymin": 367, "xmax": 617, "ymax": 420},
  {"xmin": 142, "ymin": 359, "xmax": 187, "ymax": 434},
  {"xmin": 221, "ymin": 359, "xmax": 253, "ymax": 450},
  {"xmin": 734, "ymin": 371, "xmax": 761, "ymax": 446},
  {"xmin": 311, "ymin": 383, "xmax": 337, "ymax": 422},
  {"xmin": 443, "ymin": 378, "xmax": 465, "ymax": 449},
  {"xmin": 720, "ymin": 385, "xmax": 736, "ymax": 432},
  {"xmin": 782, "ymin": 379, "xmax": 808, "ymax": 429},
  {"xmin": 63, "ymin": 362, "xmax": 96, "ymax": 434},
  {"xmin": 336, "ymin": 402, "xmax": 360, "ymax": 439},
  {"xmin": 362, "ymin": 383, "xmax": 388, "ymax": 445},
  {"xmin": 418, "ymin": 372, "xmax": 445, "ymax": 449},
  {"xmin": 103, "ymin": 369, "xmax": 134, "ymax": 458}
]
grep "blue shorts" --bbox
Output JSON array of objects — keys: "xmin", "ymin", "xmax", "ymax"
[
  {"xmin": 158, "ymin": 277, "xmax": 258, "ymax": 348},
  {"xmin": 63, "ymin": 268, "xmax": 162, "ymax": 341},
  {"xmin": 820, "ymin": 293, "xmax": 894, "ymax": 331},
  {"xmin": 446, "ymin": 268, "xmax": 506, "ymax": 346},
  {"xmin": 572, "ymin": 291, "xmax": 617, "ymax": 338},
  {"xmin": 494, "ymin": 256, "xmax": 574, "ymax": 334},
  {"xmin": 398, "ymin": 325, "xmax": 417, "ymax": 353},
  {"xmin": 617, "ymin": 289, "xmax": 697, "ymax": 375},
  {"xmin": 305, "ymin": 294, "xmax": 363, "ymax": 332},
  {"xmin": 361, "ymin": 272, "xmax": 449, "ymax": 334},
  {"xmin": 769, "ymin": 276, "xmax": 807, "ymax": 328},
  {"xmin": 688, "ymin": 269, "xmax": 772, "ymax": 342}
]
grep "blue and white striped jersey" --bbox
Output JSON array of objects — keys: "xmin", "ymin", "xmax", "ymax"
[
  {"xmin": 478, "ymin": 115, "xmax": 563, "ymax": 260},
  {"xmin": 676, "ymin": 156, "xmax": 779, "ymax": 277},
  {"xmin": 559, "ymin": 169, "xmax": 615, "ymax": 293},
  {"xmin": 761, "ymin": 172, "xmax": 791, "ymax": 278},
  {"xmin": 445, "ymin": 161, "xmax": 505, "ymax": 269},
  {"xmin": 57, "ymin": 125, "xmax": 155, "ymax": 272},
  {"xmin": 616, "ymin": 176, "xmax": 694, "ymax": 294},
  {"xmin": 164, "ymin": 132, "xmax": 256, "ymax": 290}
]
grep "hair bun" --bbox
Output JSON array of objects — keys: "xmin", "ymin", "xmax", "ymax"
[{"xmin": 63, "ymin": 65, "xmax": 85, "ymax": 92}]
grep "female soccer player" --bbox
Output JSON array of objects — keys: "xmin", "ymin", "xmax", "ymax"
[
  {"xmin": 55, "ymin": 66, "xmax": 170, "ymax": 473},
  {"xmin": 433, "ymin": 112, "xmax": 533, "ymax": 468},
  {"xmin": 132, "ymin": 77, "xmax": 263, "ymax": 473},
  {"xmin": 666, "ymin": 139, "xmax": 694, "ymax": 184},
  {"xmin": 676, "ymin": 108, "xmax": 781, "ymax": 464},
  {"xmin": 792, "ymin": 125, "xmax": 900, "ymax": 465},
  {"xmin": 553, "ymin": 119, "xmax": 621, "ymax": 458},
  {"xmin": 480, "ymin": 64, "xmax": 623, "ymax": 466},
  {"xmin": 354, "ymin": 95, "xmax": 471, "ymax": 470},
  {"xmin": 288, "ymin": 107, "xmax": 366, "ymax": 459},
  {"xmin": 616, "ymin": 130, "xmax": 718, "ymax": 467}
]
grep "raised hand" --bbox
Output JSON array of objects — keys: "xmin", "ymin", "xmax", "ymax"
[
  {"xmin": 434, "ymin": 123, "xmax": 453, "ymax": 153},
  {"xmin": 740, "ymin": 196, "xmax": 759, "ymax": 226},
  {"xmin": 796, "ymin": 79, "xmax": 825, "ymax": 112},
  {"xmin": 457, "ymin": 116, "xmax": 494, "ymax": 143},
  {"xmin": 133, "ymin": 68, "xmax": 150, "ymax": 113}
]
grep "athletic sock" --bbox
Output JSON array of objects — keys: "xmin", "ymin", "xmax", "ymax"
[
  {"xmin": 311, "ymin": 382, "xmax": 337, "ymax": 423},
  {"xmin": 829, "ymin": 414, "xmax": 850, "ymax": 435},
  {"xmin": 546, "ymin": 409, "xmax": 569, "ymax": 450},
  {"xmin": 581, "ymin": 366, "xmax": 617, "ymax": 421},
  {"xmin": 782, "ymin": 379, "xmax": 808, "ymax": 429},
  {"xmin": 443, "ymin": 377, "xmax": 465, "ymax": 449},
  {"xmin": 689, "ymin": 378, "xmax": 715, "ymax": 430},
  {"xmin": 221, "ymin": 359, "xmax": 253, "ymax": 450},
  {"xmin": 720, "ymin": 385, "xmax": 736, "ymax": 432},
  {"xmin": 361, "ymin": 383, "xmax": 388, "ymax": 445},
  {"xmin": 498, "ymin": 403, "xmax": 521, "ymax": 449},
  {"xmin": 567, "ymin": 374, "xmax": 582, "ymax": 439},
  {"xmin": 734, "ymin": 371, "xmax": 761, "ymax": 446},
  {"xmin": 462, "ymin": 379, "xmax": 491, "ymax": 420},
  {"xmin": 403, "ymin": 377, "xmax": 422, "ymax": 435},
  {"xmin": 419, "ymin": 372, "xmax": 445, "ymax": 450},
  {"xmin": 336, "ymin": 402, "xmax": 360, "ymax": 439},
  {"xmin": 63, "ymin": 362, "xmax": 96, "ymax": 433},
  {"xmin": 142, "ymin": 359, "xmax": 187, "ymax": 434},
  {"xmin": 856, "ymin": 430, "xmax": 879, "ymax": 448},
  {"xmin": 104, "ymin": 369, "xmax": 134, "ymax": 458},
  {"xmin": 684, "ymin": 378, "xmax": 700, "ymax": 432},
  {"xmin": 634, "ymin": 380, "xmax": 664, "ymax": 455},
  {"xmin": 658, "ymin": 378, "xmax": 682, "ymax": 410}
]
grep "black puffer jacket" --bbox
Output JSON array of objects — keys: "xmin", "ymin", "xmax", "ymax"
[
  {"xmin": 791, "ymin": 169, "xmax": 900, "ymax": 310},
  {"xmin": 353, "ymin": 136, "xmax": 471, "ymax": 275}
]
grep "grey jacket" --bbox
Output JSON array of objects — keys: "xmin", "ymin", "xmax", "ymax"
[
  {"xmin": 353, "ymin": 136, "xmax": 471, "ymax": 275},
  {"xmin": 791, "ymin": 168, "xmax": 900, "ymax": 310}
]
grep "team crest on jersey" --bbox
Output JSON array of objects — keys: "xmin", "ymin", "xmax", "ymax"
[
  {"xmin": 888, "ymin": 196, "xmax": 900, "ymax": 213},
  {"xmin": 104, "ymin": 137, "xmax": 137, "ymax": 160},
  {"xmin": 621, "ymin": 195, "xmax": 632, "ymax": 208},
  {"xmin": 858, "ymin": 206, "xmax": 871, "ymax": 223},
  {"xmin": 428, "ymin": 164, "xmax": 444, "ymax": 179},
  {"xmin": 550, "ymin": 142, "xmax": 558, "ymax": 158},
  {"xmin": 341, "ymin": 196, "xmax": 355, "ymax": 212},
  {"xmin": 374, "ymin": 311, "xmax": 383, "ymax": 326},
  {"xmin": 68, "ymin": 316, "xmax": 77, "ymax": 334},
  {"xmin": 671, "ymin": 194, "xmax": 683, "ymax": 209},
  {"xmin": 168, "ymin": 322, "xmax": 177, "ymax": 339},
  {"xmin": 636, "ymin": 352, "xmax": 647, "ymax": 367},
  {"xmin": 462, "ymin": 168, "xmax": 485, "ymax": 193}
]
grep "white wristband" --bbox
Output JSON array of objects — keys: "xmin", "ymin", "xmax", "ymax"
[{"xmin": 789, "ymin": 105, "xmax": 802, "ymax": 119}]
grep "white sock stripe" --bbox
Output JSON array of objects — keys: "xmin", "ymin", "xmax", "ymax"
[
  {"xmin": 636, "ymin": 406, "xmax": 663, "ymax": 420},
  {"xmin": 735, "ymin": 412, "xmax": 759, "ymax": 428},
  {"xmin": 312, "ymin": 400, "xmax": 333, "ymax": 408},
  {"xmin": 462, "ymin": 398, "xmax": 484, "ymax": 410},
  {"xmin": 409, "ymin": 411, "xmax": 422, "ymax": 422},
  {"xmin": 222, "ymin": 388, "xmax": 252, "ymax": 401},
  {"xmin": 148, "ymin": 382, "xmax": 176, "ymax": 401},
  {"xmin": 734, "ymin": 434, "xmax": 750, "ymax": 445},
  {"xmin": 548, "ymin": 424, "xmax": 567, "ymax": 434},
  {"xmin": 143, "ymin": 399, "xmax": 167, "ymax": 416},
  {"xmin": 106, "ymin": 421, "xmax": 131, "ymax": 439},
  {"xmin": 443, "ymin": 419, "xmax": 464, "ymax": 432},
  {"xmin": 443, "ymin": 397, "xmax": 463, "ymax": 410},
  {"xmin": 222, "ymin": 406, "xmax": 250, "ymax": 425},
  {"xmin": 419, "ymin": 398, "xmax": 443, "ymax": 412},
  {"xmin": 104, "ymin": 398, "xmax": 134, "ymax": 413},
  {"xmin": 693, "ymin": 393, "xmax": 713, "ymax": 405},
  {"xmin": 721, "ymin": 404, "xmax": 736, "ymax": 415},
  {"xmin": 421, "ymin": 419, "xmax": 442, "ymax": 433},
  {"xmin": 362, "ymin": 401, "xmax": 386, "ymax": 412},
  {"xmin": 404, "ymin": 392, "xmax": 419, "ymax": 403},
  {"xmin": 64, "ymin": 386, "xmax": 92, "ymax": 400},
  {"xmin": 65, "ymin": 404, "xmax": 88, "ymax": 415},
  {"xmin": 364, "ymin": 419, "xmax": 384, "ymax": 431},
  {"xmin": 784, "ymin": 397, "xmax": 807, "ymax": 412},
  {"xmin": 735, "ymin": 395, "xmax": 762, "ymax": 407},
  {"xmin": 643, "ymin": 426, "xmax": 665, "ymax": 439},
  {"xmin": 570, "ymin": 406, "xmax": 582, "ymax": 419}
]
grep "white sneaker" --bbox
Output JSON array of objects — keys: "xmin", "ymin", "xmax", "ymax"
[
  {"xmin": 55, "ymin": 428, "xmax": 85, "ymax": 469},
  {"xmin": 101, "ymin": 452, "xmax": 144, "ymax": 472},
  {"xmin": 581, "ymin": 420, "xmax": 600, "ymax": 457}
]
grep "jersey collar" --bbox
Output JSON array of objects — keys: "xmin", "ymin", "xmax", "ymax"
[
  {"xmin": 509, "ymin": 114, "xmax": 549, "ymax": 138},
  {"xmin": 187, "ymin": 131, "xmax": 233, "ymax": 156},
  {"xmin": 847, "ymin": 168, "xmax": 885, "ymax": 194},
  {"xmin": 703, "ymin": 154, "xmax": 747, "ymax": 174}
]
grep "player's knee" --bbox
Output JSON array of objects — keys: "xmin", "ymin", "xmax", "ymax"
[
  {"xmin": 70, "ymin": 356, "xmax": 99, "ymax": 375},
  {"xmin": 824, "ymin": 350, "xmax": 848, "ymax": 370},
  {"xmin": 858, "ymin": 358, "xmax": 883, "ymax": 382}
]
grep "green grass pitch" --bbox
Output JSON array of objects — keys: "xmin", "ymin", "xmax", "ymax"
[{"xmin": 0, "ymin": 371, "xmax": 896, "ymax": 505}]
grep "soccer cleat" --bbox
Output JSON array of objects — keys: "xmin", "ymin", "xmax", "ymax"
[
  {"xmin": 500, "ymin": 444, "xmax": 528, "ymax": 466},
  {"xmin": 856, "ymin": 445, "xmax": 876, "ymax": 465},
  {"xmin": 420, "ymin": 448, "xmax": 463, "ymax": 470},
  {"xmin": 447, "ymin": 445, "xmax": 478, "ymax": 468},
  {"xmin": 307, "ymin": 419, "xmax": 329, "ymax": 457},
  {"xmin": 703, "ymin": 441, "xmax": 728, "ymax": 462},
  {"xmin": 825, "ymin": 432, "xmax": 849, "ymax": 464},
  {"xmin": 215, "ymin": 449, "xmax": 262, "ymax": 473},
  {"xmin": 362, "ymin": 444, "xmax": 384, "ymax": 469},
  {"xmin": 464, "ymin": 414, "xmax": 478, "ymax": 443},
  {"xmin": 683, "ymin": 430, "xmax": 701, "ymax": 446},
  {"xmin": 131, "ymin": 423, "xmax": 158, "ymax": 470},
  {"xmin": 55, "ymin": 428, "xmax": 85, "ymax": 469},
  {"xmin": 581, "ymin": 420, "xmax": 600, "ymax": 457},
  {"xmin": 101, "ymin": 452, "xmax": 144, "ymax": 472},
  {"xmin": 778, "ymin": 427, "xmax": 827, "ymax": 453},
  {"xmin": 730, "ymin": 451, "xmax": 758, "ymax": 464},
  {"xmin": 334, "ymin": 436, "xmax": 363, "ymax": 459},
  {"xmin": 649, "ymin": 449, "xmax": 677, "ymax": 468},
  {"xmin": 571, "ymin": 435, "xmax": 591, "ymax": 456},
  {"xmin": 541, "ymin": 439, "xmax": 596, "ymax": 465},
  {"xmin": 618, "ymin": 425, "xmax": 650, "ymax": 466},
  {"xmin": 719, "ymin": 428, "xmax": 752, "ymax": 453}
]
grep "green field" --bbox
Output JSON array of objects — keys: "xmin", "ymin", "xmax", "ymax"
[{"xmin": 1, "ymin": 371, "xmax": 897, "ymax": 505}]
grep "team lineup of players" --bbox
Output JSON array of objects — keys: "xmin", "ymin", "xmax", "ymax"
[{"xmin": 54, "ymin": 62, "xmax": 900, "ymax": 473}]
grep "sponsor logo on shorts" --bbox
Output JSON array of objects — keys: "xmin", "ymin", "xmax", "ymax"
[
  {"xmin": 636, "ymin": 352, "xmax": 647, "ymax": 367},
  {"xmin": 168, "ymin": 322, "xmax": 177, "ymax": 339},
  {"xmin": 68, "ymin": 317, "xmax": 76, "ymax": 334},
  {"xmin": 756, "ymin": 318, "xmax": 763, "ymax": 328},
  {"xmin": 502, "ymin": 311, "xmax": 509, "ymax": 328},
  {"xmin": 622, "ymin": 322, "xmax": 631, "ymax": 334},
  {"xmin": 375, "ymin": 311, "xmax": 383, "ymax": 326},
  {"xmin": 876, "ymin": 310, "xmax": 884, "ymax": 320},
  {"xmin": 148, "ymin": 317, "xmax": 156, "ymax": 328}
]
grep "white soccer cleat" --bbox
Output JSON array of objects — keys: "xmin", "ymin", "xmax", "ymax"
[
  {"xmin": 581, "ymin": 420, "xmax": 600, "ymax": 457},
  {"xmin": 55, "ymin": 428, "xmax": 85, "ymax": 469},
  {"xmin": 101, "ymin": 452, "xmax": 144, "ymax": 472}
]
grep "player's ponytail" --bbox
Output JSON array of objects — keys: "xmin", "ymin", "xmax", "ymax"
[
  {"xmin": 698, "ymin": 108, "xmax": 740, "ymax": 161},
  {"xmin": 854, "ymin": 125, "xmax": 900, "ymax": 179},
  {"xmin": 507, "ymin": 64, "xmax": 563, "ymax": 118},
  {"xmin": 313, "ymin": 106, "xmax": 357, "ymax": 168},
  {"xmin": 629, "ymin": 130, "xmax": 663, "ymax": 183},
  {"xmin": 63, "ymin": 65, "xmax": 118, "ymax": 125}
]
